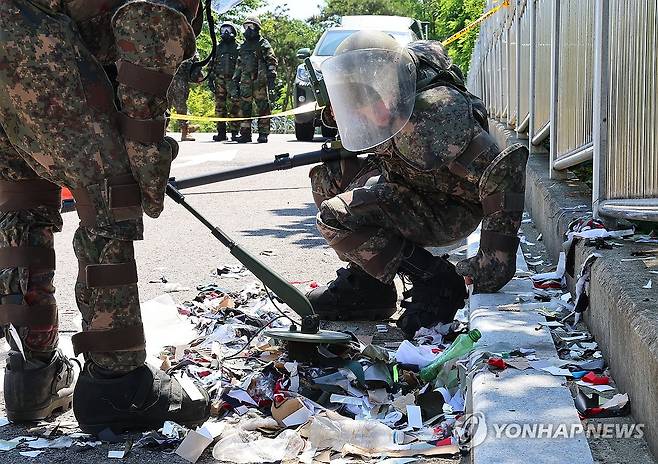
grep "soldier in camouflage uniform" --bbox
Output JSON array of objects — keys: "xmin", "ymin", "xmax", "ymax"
[
  {"xmin": 168, "ymin": 54, "xmax": 202, "ymax": 142},
  {"xmin": 0, "ymin": 0, "xmax": 209, "ymax": 432},
  {"xmin": 233, "ymin": 16, "xmax": 278, "ymax": 144},
  {"xmin": 308, "ymin": 32, "xmax": 528, "ymax": 339},
  {"xmin": 208, "ymin": 22, "xmax": 240, "ymax": 142}
]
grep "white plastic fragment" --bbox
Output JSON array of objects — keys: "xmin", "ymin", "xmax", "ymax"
[
  {"xmin": 643, "ymin": 280, "xmax": 652, "ymax": 289},
  {"xmin": 212, "ymin": 429, "xmax": 304, "ymax": 463},
  {"xmin": 175, "ymin": 430, "xmax": 213, "ymax": 463}
]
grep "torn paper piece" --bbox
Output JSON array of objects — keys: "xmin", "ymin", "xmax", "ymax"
[
  {"xmin": 601, "ymin": 393, "xmax": 629, "ymax": 410},
  {"xmin": 394, "ymin": 340, "xmax": 437, "ymax": 368},
  {"xmin": 234, "ymin": 406, "xmax": 249, "ymax": 415},
  {"xmin": 108, "ymin": 450, "xmax": 126, "ymax": 459},
  {"xmin": 27, "ymin": 436, "xmax": 74, "ymax": 449},
  {"xmin": 406, "ymin": 405, "xmax": 423, "ymax": 429},
  {"xmin": 142, "ymin": 294, "xmax": 197, "ymax": 358},
  {"xmin": 575, "ymin": 381, "xmax": 615, "ymax": 393},
  {"xmin": 0, "ymin": 440, "xmax": 19, "ymax": 451},
  {"xmin": 19, "ymin": 451, "xmax": 44, "ymax": 458},
  {"xmin": 644, "ymin": 280, "xmax": 652, "ymax": 289},
  {"xmin": 227, "ymin": 389, "xmax": 258, "ymax": 406},
  {"xmin": 376, "ymin": 324, "xmax": 389, "ymax": 333},
  {"xmin": 392, "ymin": 393, "xmax": 416, "ymax": 413},
  {"xmin": 540, "ymin": 366, "xmax": 573, "ymax": 377},
  {"xmin": 531, "ymin": 252, "xmax": 566, "ymax": 282},
  {"xmin": 162, "ymin": 420, "xmax": 189, "ymax": 439},
  {"xmin": 197, "ymin": 421, "xmax": 225, "ymax": 440},
  {"xmin": 176, "ymin": 430, "xmax": 214, "ymax": 463},
  {"xmin": 0, "ymin": 417, "xmax": 8, "ymax": 427},
  {"xmin": 505, "ymin": 358, "xmax": 530, "ymax": 370},
  {"xmin": 284, "ymin": 362, "xmax": 300, "ymax": 392},
  {"xmin": 271, "ymin": 397, "xmax": 313, "ymax": 428},
  {"xmin": 163, "ymin": 282, "xmax": 190, "ymax": 293},
  {"xmin": 212, "ymin": 429, "xmax": 304, "ymax": 463},
  {"xmin": 175, "ymin": 373, "xmax": 205, "ymax": 402}
]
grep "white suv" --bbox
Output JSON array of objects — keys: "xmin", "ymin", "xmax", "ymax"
[{"xmin": 293, "ymin": 15, "xmax": 426, "ymax": 141}]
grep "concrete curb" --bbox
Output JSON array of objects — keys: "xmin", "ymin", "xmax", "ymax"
[
  {"xmin": 467, "ymin": 246, "xmax": 594, "ymax": 463},
  {"xmin": 489, "ymin": 119, "xmax": 658, "ymax": 458}
]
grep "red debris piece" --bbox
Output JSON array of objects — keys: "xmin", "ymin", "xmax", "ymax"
[
  {"xmin": 582, "ymin": 371, "xmax": 609, "ymax": 385},
  {"xmin": 488, "ymin": 357, "xmax": 507, "ymax": 370}
]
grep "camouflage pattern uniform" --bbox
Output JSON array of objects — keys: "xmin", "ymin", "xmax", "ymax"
[
  {"xmin": 0, "ymin": 0, "xmax": 200, "ymax": 373},
  {"xmin": 311, "ymin": 41, "xmax": 528, "ymax": 293},
  {"xmin": 168, "ymin": 55, "xmax": 201, "ymax": 133},
  {"xmin": 233, "ymin": 35, "xmax": 278, "ymax": 135},
  {"xmin": 209, "ymin": 39, "xmax": 240, "ymax": 135}
]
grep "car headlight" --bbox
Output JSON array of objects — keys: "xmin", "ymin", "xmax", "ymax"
[{"xmin": 296, "ymin": 66, "xmax": 310, "ymax": 82}]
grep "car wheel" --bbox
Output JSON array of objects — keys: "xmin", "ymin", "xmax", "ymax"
[
  {"xmin": 321, "ymin": 125, "xmax": 338, "ymax": 139},
  {"xmin": 295, "ymin": 121, "xmax": 315, "ymax": 141}
]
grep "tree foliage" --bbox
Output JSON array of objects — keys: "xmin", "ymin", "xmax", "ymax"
[
  {"xmin": 260, "ymin": 7, "xmax": 323, "ymax": 110},
  {"xmin": 319, "ymin": 0, "xmax": 486, "ymax": 72},
  {"xmin": 183, "ymin": 0, "xmax": 489, "ymax": 124}
]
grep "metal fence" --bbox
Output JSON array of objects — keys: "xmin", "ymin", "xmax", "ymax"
[{"xmin": 467, "ymin": 0, "xmax": 658, "ymax": 222}]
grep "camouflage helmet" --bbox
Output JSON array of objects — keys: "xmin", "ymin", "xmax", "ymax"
[{"xmin": 243, "ymin": 15, "xmax": 261, "ymax": 29}]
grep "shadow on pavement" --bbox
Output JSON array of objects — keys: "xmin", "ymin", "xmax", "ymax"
[{"xmin": 242, "ymin": 202, "xmax": 326, "ymax": 248}]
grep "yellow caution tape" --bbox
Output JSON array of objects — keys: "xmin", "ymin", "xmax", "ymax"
[
  {"xmin": 169, "ymin": 101, "xmax": 323, "ymax": 122},
  {"xmin": 442, "ymin": 0, "xmax": 510, "ymax": 47}
]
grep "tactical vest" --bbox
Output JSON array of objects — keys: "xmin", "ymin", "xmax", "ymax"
[
  {"xmin": 238, "ymin": 37, "xmax": 269, "ymax": 77},
  {"xmin": 375, "ymin": 41, "xmax": 499, "ymax": 201},
  {"xmin": 214, "ymin": 41, "xmax": 239, "ymax": 78}
]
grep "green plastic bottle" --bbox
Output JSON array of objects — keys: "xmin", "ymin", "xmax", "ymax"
[{"xmin": 419, "ymin": 329, "xmax": 482, "ymax": 382}]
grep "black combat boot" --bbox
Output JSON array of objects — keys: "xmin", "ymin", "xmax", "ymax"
[
  {"xmin": 257, "ymin": 133, "xmax": 268, "ymax": 143},
  {"xmin": 231, "ymin": 131, "xmax": 239, "ymax": 141},
  {"xmin": 397, "ymin": 244, "xmax": 467, "ymax": 339},
  {"xmin": 213, "ymin": 126, "xmax": 227, "ymax": 142},
  {"xmin": 4, "ymin": 349, "xmax": 75, "ymax": 422},
  {"xmin": 73, "ymin": 363, "xmax": 210, "ymax": 435},
  {"xmin": 307, "ymin": 266, "xmax": 398, "ymax": 321},
  {"xmin": 236, "ymin": 128, "xmax": 252, "ymax": 143}
]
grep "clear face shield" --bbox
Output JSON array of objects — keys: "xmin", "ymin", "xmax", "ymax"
[{"xmin": 321, "ymin": 47, "xmax": 417, "ymax": 152}]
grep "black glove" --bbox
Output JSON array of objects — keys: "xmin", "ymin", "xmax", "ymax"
[{"xmin": 267, "ymin": 76, "xmax": 276, "ymax": 92}]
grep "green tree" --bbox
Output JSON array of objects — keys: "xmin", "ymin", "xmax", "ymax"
[
  {"xmin": 320, "ymin": 0, "xmax": 416, "ymax": 21},
  {"xmin": 260, "ymin": 7, "xmax": 323, "ymax": 111},
  {"xmin": 430, "ymin": 0, "xmax": 486, "ymax": 72}
]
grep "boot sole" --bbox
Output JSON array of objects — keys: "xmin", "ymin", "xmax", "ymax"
[
  {"xmin": 315, "ymin": 305, "xmax": 397, "ymax": 322},
  {"xmin": 78, "ymin": 416, "xmax": 208, "ymax": 436},
  {"xmin": 6, "ymin": 393, "xmax": 73, "ymax": 422}
]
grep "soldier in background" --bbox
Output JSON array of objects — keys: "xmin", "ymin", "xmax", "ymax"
[
  {"xmin": 308, "ymin": 32, "xmax": 529, "ymax": 339},
  {"xmin": 168, "ymin": 54, "xmax": 202, "ymax": 142},
  {"xmin": 233, "ymin": 16, "xmax": 278, "ymax": 143},
  {"xmin": 208, "ymin": 22, "xmax": 241, "ymax": 142}
]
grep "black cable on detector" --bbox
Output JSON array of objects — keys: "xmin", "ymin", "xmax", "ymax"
[
  {"xmin": 223, "ymin": 315, "xmax": 285, "ymax": 360},
  {"xmin": 263, "ymin": 284, "xmax": 302, "ymax": 326}
]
